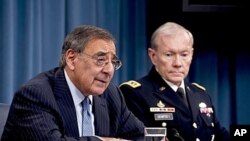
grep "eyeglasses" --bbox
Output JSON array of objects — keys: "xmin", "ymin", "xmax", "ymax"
[{"xmin": 80, "ymin": 52, "xmax": 122, "ymax": 70}]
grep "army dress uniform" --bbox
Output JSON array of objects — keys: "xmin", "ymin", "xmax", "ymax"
[{"xmin": 120, "ymin": 67, "xmax": 229, "ymax": 141}]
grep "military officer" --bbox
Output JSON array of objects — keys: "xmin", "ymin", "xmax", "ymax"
[{"xmin": 120, "ymin": 22, "xmax": 229, "ymax": 141}]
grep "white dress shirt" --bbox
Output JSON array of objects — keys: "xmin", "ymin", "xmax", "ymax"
[{"xmin": 64, "ymin": 70, "xmax": 95, "ymax": 136}]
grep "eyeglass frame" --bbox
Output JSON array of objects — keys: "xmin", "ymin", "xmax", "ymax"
[{"xmin": 78, "ymin": 51, "xmax": 122, "ymax": 70}]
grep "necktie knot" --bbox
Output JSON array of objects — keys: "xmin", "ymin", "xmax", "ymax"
[
  {"xmin": 176, "ymin": 87, "xmax": 188, "ymax": 107},
  {"xmin": 82, "ymin": 97, "xmax": 91, "ymax": 113},
  {"xmin": 177, "ymin": 87, "xmax": 185, "ymax": 98}
]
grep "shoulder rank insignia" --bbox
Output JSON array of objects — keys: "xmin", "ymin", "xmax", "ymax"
[
  {"xmin": 119, "ymin": 80, "xmax": 141, "ymax": 88},
  {"xmin": 192, "ymin": 82, "xmax": 206, "ymax": 91}
]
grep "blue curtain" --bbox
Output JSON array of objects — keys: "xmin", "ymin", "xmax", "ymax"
[
  {"xmin": 0, "ymin": 0, "xmax": 249, "ymax": 132},
  {"xmin": 0, "ymin": 0, "xmax": 148, "ymax": 103}
]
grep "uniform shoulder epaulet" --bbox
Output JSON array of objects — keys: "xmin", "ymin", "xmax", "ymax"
[
  {"xmin": 119, "ymin": 80, "xmax": 141, "ymax": 88},
  {"xmin": 192, "ymin": 82, "xmax": 206, "ymax": 91}
]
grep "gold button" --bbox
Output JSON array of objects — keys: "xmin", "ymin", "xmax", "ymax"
[
  {"xmin": 196, "ymin": 138, "xmax": 200, "ymax": 141},
  {"xmin": 162, "ymin": 122, "xmax": 167, "ymax": 127},
  {"xmin": 211, "ymin": 122, "xmax": 214, "ymax": 127},
  {"xmin": 193, "ymin": 123, "xmax": 197, "ymax": 128}
]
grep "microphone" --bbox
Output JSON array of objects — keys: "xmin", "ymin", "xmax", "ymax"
[{"xmin": 168, "ymin": 128, "xmax": 185, "ymax": 141}]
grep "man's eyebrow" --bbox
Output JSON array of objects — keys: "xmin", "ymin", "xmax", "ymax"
[
  {"xmin": 94, "ymin": 51, "xmax": 108, "ymax": 56},
  {"xmin": 94, "ymin": 51, "xmax": 119, "ymax": 59}
]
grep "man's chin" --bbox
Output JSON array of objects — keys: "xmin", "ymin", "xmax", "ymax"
[
  {"xmin": 91, "ymin": 82, "xmax": 109, "ymax": 95},
  {"xmin": 169, "ymin": 78, "xmax": 183, "ymax": 85},
  {"xmin": 91, "ymin": 88, "xmax": 106, "ymax": 96}
]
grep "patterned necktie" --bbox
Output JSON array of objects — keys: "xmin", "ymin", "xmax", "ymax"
[
  {"xmin": 177, "ymin": 87, "xmax": 188, "ymax": 107},
  {"xmin": 82, "ymin": 97, "xmax": 94, "ymax": 136}
]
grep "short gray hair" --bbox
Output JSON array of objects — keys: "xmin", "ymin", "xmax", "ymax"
[
  {"xmin": 59, "ymin": 25, "xmax": 115, "ymax": 68},
  {"xmin": 150, "ymin": 22, "xmax": 193, "ymax": 50}
]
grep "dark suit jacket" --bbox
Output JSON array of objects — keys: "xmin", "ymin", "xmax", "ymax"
[
  {"xmin": 1, "ymin": 67, "xmax": 144, "ymax": 141},
  {"xmin": 120, "ymin": 67, "xmax": 229, "ymax": 141}
]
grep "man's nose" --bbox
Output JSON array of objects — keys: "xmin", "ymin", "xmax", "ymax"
[
  {"xmin": 173, "ymin": 55, "xmax": 182, "ymax": 66},
  {"xmin": 103, "ymin": 61, "xmax": 114, "ymax": 73}
]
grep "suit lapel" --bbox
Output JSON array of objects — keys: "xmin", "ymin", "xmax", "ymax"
[
  {"xmin": 93, "ymin": 95, "xmax": 110, "ymax": 136},
  {"xmin": 53, "ymin": 68, "xmax": 79, "ymax": 137}
]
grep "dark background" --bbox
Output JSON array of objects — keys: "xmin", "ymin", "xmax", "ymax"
[{"xmin": 146, "ymin": 0, "xmax": 248, "ymax": 53}]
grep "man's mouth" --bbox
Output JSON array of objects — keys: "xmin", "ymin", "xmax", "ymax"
[{"xmin": 95, "ymin": 79, "xmax": 108, "ymax": 84}]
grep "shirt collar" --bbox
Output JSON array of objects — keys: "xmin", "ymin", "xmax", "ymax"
[
  {"xmin": 64, "ymin": 69, "xmax": 93, "ymax": 106},
  {"xmin": 162, "ymin": 77, "xmax": 185, "ymax": 93}
]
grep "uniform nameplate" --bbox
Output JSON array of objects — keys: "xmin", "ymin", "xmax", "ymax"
[
  {"xmin": 150, "ymin": 107, "xmax": 175, "ymax": 112},
  {"xmin": 154, "ymin": 113, "xmax": 173, "ymax": 121}
]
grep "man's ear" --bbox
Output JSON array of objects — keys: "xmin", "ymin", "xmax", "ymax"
[
  {"xmin": 65, "ymin": 49, "xmax": 77, "ymax": 70},
  {"xmin": 148, "ymin": 48, "xmax": 157, "ymax": 66}
]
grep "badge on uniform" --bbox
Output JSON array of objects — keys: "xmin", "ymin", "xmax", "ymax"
[
  {"xmin": 150, "ymin": 101, "xmax": 175, "ymax": 121},
  {"xmin": 154, "ymin": 113, "xmax": 173, "ymax": 120},
  {"xmin": 199, "ymin": 102, "xmax": 213, "ymax": 117},
  {"xmin": 150, "ymin": 101, "xmax": 175, "ymax": 112}
]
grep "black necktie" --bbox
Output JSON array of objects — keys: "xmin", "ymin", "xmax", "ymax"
[{"xmin": 177, "ymin": 87, "xmax": 188, "ymax": 107}]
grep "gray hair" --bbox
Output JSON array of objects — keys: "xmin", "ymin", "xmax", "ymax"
[
  {"xmin": 150, "ymin": 22, "xmax": 193, "ymax": 50},
  {"xmin": 59, "ymin": 25, "xmax": 115, "ymax": 68}
]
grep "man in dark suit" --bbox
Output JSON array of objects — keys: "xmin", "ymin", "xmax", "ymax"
[
  {"xmin": 1, "ymin": 25, "xmax": 144, "ymax": 141},
  {"xmin": 120, "ymin": 22, "xmax": 229, "ymax": 141}
]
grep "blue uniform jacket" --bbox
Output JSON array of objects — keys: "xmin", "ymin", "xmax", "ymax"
[{"xmin": 120, "ymin": 67, "xmax": 229, "ymax": 141}]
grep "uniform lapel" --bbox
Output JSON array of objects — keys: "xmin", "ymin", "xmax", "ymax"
[
  {"xmin": 154, "ymin": 85, "xmax": 191, "ymax": 116},
  {"xmin": 186, "ymin": 83, "xmax": 201, "ymax": 121},
  {"xmin": 148, "ymin": 67, "xmax": 190, "ymax": 116},
  {"xmin": 93, "ymin": 95, "xmax": 110, "ymax": 136}
]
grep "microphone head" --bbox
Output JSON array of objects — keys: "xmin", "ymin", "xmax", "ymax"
[
  {"xmin": 168, "ymin": 128, "xmax": 184, "ymax": 141},
  {"xmin": 171, "ymin": 128, "xmax": 180, "ymax": 137}
]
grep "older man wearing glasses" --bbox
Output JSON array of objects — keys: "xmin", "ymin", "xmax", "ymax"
[{"xmin": 1, "ymin": 25, "xmax": 145, "ymax": 141}]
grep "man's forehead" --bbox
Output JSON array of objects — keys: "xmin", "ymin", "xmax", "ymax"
[{"xmin": 86, "ymin": 39, "xmax": 115, "ymax": 50}]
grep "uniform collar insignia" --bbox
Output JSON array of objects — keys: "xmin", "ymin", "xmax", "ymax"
[{"xmin": 159, "ymin": 86, "xmax": 165, "ymax": 91}]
